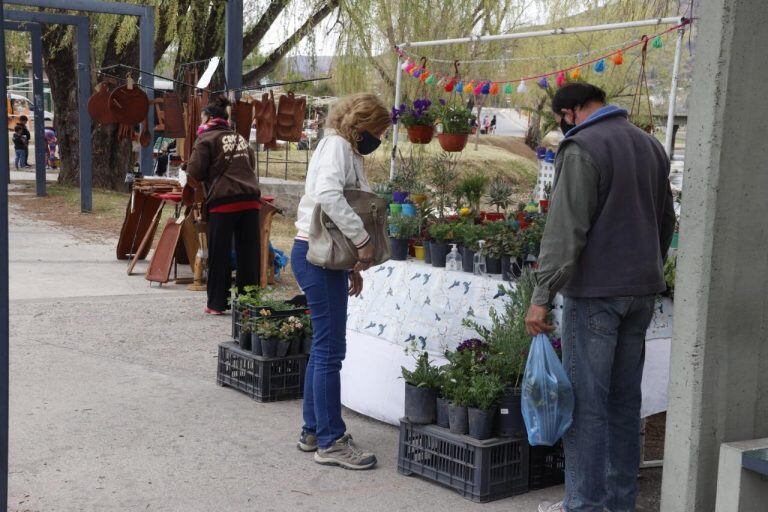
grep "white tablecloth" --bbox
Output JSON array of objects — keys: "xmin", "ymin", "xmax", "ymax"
[{"xmin": 340, "ymin": 260, "xmax": 673, "ymax": 425}]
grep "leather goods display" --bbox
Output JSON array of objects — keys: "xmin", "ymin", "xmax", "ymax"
[
  {"xmin": 158, "ymin": 93, "xmax": 186, "ymax": 138},
  {"xmin": 88, "ymin": 82, "xmax": 116, "ymax": 124},
  {"xmin": 145, "ymin": 217, "xmax": 184, "ymax": 284},
  {"xmin": 254, "ymin": 92, "xmax": 276, "ymax": 145},
  {"xmin": 259, "ymin": 201, "xmax": 279, "ymax": 287},
  {"xmin": 117, "ymin": 191, "xmax": 164, "ymax": 260},
  {"xmin": 109, "ymin": 82, "xmax": 150, "ymax": 125},
  {"xmin": 232, "ymin": 100, "xmax": 254, "ymax": 141},
  {"xmin": 276, "ymin": 92, "xmax": 306, "ymax": 142},
  {"xmin": 306, "ymin": 189, "xmax": 390, "ymax": 270},
  {"xmin": 139, "ymin": 119, "xmax": 152, "ymax": 147}
]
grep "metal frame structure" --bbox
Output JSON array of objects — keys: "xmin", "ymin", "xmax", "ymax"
[
  {"xmin": 390, "ymin": 16, "xmax": 688, "ymax": 178},
  {"xmin": 1, "ymin": 4, "xmax": 8, "ymax": 508},
  {"xmin": 4, "ymin": 20, "xmax": 47, "ymax": 197}
]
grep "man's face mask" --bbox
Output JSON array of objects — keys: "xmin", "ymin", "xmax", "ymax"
[
  {"xmin": 560, "ymin": 109, "xmax": 576, "ymax": 135},
  {"xmin": 356, "ymin": 130, "xmax": 381, "ymax": 155}
]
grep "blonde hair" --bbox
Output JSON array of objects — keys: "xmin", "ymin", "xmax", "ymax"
[{"xmin": 327, "ymin": 93, "xmax": 391, "ymax": 147}]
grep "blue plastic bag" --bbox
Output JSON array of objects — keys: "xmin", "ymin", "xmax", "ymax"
[{"xmin": 521, "ymin": 334, "xmax": 575, "ymax": 446}]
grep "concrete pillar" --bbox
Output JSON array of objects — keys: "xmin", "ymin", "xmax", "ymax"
[
  {"xmin": 714, "ymin": 439, "xmax": 768, "ymax": 512},
  {"xmin": 660, "ymin": 1, "xmax": 768, "ymax": 511}
]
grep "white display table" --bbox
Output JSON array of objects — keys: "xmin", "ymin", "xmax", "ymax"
[{"xmin": 340, "ymin": 259, "xmax": 673, "ymax": 425}]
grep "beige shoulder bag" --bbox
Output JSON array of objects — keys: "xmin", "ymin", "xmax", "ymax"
[{"xmin": 306, "ymin": 146, "xmax": 390, "ymax": 270}]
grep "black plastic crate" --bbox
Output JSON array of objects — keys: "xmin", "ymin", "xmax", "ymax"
[
  {"xmin": 529, "ymin": 441, "xmax": 565, "ymax": 490},
  {"xmin": 216, "ymin": 342, "xmax": 308, "ymax": 402},
  {"xmin": 231, "ymin": 297, "xmax": 308, "ymax": 340},
  {"xmin": 397, "ymin": 420, "xmax": 529, "ymax": 502}
]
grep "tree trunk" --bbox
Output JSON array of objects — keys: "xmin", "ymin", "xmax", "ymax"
[{"xmin": 525, "ymin": 96, "xmax": 548, "ymax": 150}]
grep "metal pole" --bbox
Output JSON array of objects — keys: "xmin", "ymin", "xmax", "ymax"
[
  {"xmin": 664, "ymin": 26, "xmax": 685, "ymax": 158},
  {"xmin": 224, "ymin": 0, "xmax": 243, "ymax": 95},
  {"xmin": 75, "ymin": 20, "xmax": 92, "ymax": 212},
  {"xmin": 139, "ymin": 6, "xmax": 155, "ymax": 176},
  {"xmin": 0, "ymin": 0, "xmax": 11, "ymax": 507},
  {"xmin": 390, "ymin": 56, "xmax": 403, "ymax": 181},
  {"xmin": 399, "ymin": 16, "xmax": 684, "ymax": 48},
  {"xmin": 30, "ymin": 24, "xmax": 46, "ymax": 197}
]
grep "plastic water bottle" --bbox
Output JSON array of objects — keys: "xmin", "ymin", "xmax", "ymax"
[
  {"xmin": 446, "ymin": 244, "xmax": 462, "ymax": 271},
  {"xmin": 474, "ymin": 240, "xmax": 487, "ymax": 276}
]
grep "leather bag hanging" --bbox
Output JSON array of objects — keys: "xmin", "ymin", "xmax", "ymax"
[
  {"xmin": 232, "ymin": 100, "xmax": 254, "ymax": 141},
  {"xmin": 88, "ymin": 82, "xmax": 116, "ymax": 124},
  {"xmin": 255, "ymin": 92, "xmax": 276, "ymax": 144},
  {"xmin": 160, "ymin": 93, "xmax": 186, "ymax": 138},
  {"xmin": 109, "ymin": 81, "xmax": 150, "ymax": 125},
  {"xmin": 276, "ymin": 92, "xmax": 306, "ymax": 142},
  {"xmin": 306, "ymin": 142, "xmax": 390, "ymax": 270}
]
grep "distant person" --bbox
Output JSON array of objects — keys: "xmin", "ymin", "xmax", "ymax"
[
  {"xmin": 44, "ymin": 127, "xmax": 58, "ymax": 169},
  {"xmin": 12, "ymin": 125, "xmax": 28, "ymax": 170},
  {"xmin": 16, "ymin": 115, "xmax": 31, "ymax": 168},
  {"xmin": 482, "ymin": 114, "xmax": 490, "ymax": 134},
  {"xmin": 527, "ymin": 82, "xmax": 675, "ymax": 512},
  {"xmin": 490, "ymin": 114, "xmax": 497, "ymax": 134}
]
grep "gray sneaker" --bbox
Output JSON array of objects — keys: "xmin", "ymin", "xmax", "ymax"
[
  {"xmin": 313, "ymin": 434, "xmax": 377, "ymax": 470},
  {"xmin": 538, "ymin": 501, "xmax": 564, "ymax": 512},
  {"xmin": 297, "ymin": 430, "xmax": 318, "ymax": 452}
]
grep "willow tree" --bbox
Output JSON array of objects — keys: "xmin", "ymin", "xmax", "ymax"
[{"xmin": 39, "ymin": 0, "xmax": 339, "ymax": 190}]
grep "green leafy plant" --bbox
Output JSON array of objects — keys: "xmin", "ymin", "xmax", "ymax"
[
  {"xmin": 392, "ymin": 147, "xmax": 428, "ymax": 193},
  {"xmin": 456, "ymin": 172, "xmax": 490, "ymax": 214},
  {"xmin": 254, "ymin": 318, "xmax": 282, "ymax": 340},
  {"xmin": 521, "ymin": 214, "xmax": 547, "ymax": 257},
  {"xmin": 485, "ymin": 224, "xmax": 522, "ymax": 259},
  {"xmin": 436, "ymin": 100, "xmax": 475, "ymax": 134},
  {"xmin": 453, "ymin": 221, "xmax": 484, "ymax": 252},
  {"xmin": 232, "ymin": 285, "xmax": 296, "ymax": 312},
  {"xmin": 427, "ymin": 152, "xmax": 460, "ymax": 220},
  {"xmin": 487, "ymin": 176, "xmax": 515, "ymax": 213},
  {"xmin": 468, "ymin": 372, "xmax": 505, "ymax": 410},
  {"xmin": 389, "ymin": 214, "xmax": 420, "ymax": 240},
  {"xmin": 428, "ymin": 222, "xmax": 454, "ymax": 243},
  {"xmin": 277, "ymin": 316, "xmax": 306, "ymax": 344},
  {"xmin": 401, "ymin": 352, "xmax": 443, "ymax": 389}
]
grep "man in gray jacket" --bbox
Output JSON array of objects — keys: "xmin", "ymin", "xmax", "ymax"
[{"xmin": 527, "ymin": 83, "xmax": 676, "ymax": 512}]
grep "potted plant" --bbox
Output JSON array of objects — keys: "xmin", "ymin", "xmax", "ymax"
[
  {"xmin": 238, "ymin": 309, "xmax": 252, "ymax": 349},
  {"xmin": 250, "ymin": 316, "xmax": 265, "ymax": 356},
  {"xmin": 436, "ymin": 100, "xmax": 475, "ymax": 152},
  {"xmin": 540, "ymin": 183, "xmax": 552, "ymax": 212},
  {"xmin": 410, "ymin": 181, "xmax": 429, "ymax": 206},
  {"xmin": 467, "ymin": 371, "xmax": 504, "ymax": 440},
  {"xmin": 389, "ymin": 214, "xmax": 419, "ymax": 261},
  {"xmin": 453, "ymin": 221, "xmax": 483, "ymax": 273},
  {"xmin": 443, "ymin": 338, "xmax": 490, "ymax": 435},
  {"xmin": 435, "ymin": 371, "xmax": 450, "ymax": 428},
  {"xmin": 401, "ymin": 201, "xmax": 417, "ymax": 217},
  {"xmin": 401, "ymin": 351, "xmax": 442, "ymax": 424},
  {"xmin": 487, "ymin": 176, "xmax": 514, "ymax": 221},
  {"xmin": 255, "ymin": 318, "xmax": 280, "ymax": 358},
  {"xmin": 428, "ymin": 222, "xmax": 453, "ymax": 268},
  {"xmin": 373, "ymin": 181, "xmax": 393, "ymax": 204},
  {"xmin": 391, "ymin": 98, "xmax": 437, "ymax": 144},
  {"xmin": 279, "ymin": 316, "xmax": 305, "ymax": 356},
  {"xmin": 456, "ymin": 172, "xmax": 490, "ymax": 218}
]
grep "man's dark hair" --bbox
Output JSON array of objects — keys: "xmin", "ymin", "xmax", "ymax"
[
  {"xmin": 14, "ymin": 125, "xmax": 22, "ymax": 132},
  {"xmin": 19, "ymin": 115, "xmax": 28, "ymax": 122},
  {"xmin": 552, "ymin": 83, "xmax": 606, "ymax": 113}
]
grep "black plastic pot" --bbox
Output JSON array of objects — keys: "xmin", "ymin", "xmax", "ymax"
[
  {"xmin": 424, "ymin": 241, "xmax": 432, "ymax": 264},
  {"xmin": 431, "ymin": 242, "xmax": 450, "ymax": 268},
  {"xmin": 462, "ymin": 248, "xmax": 475, "ymax": 272},
  {"xmin": 404, "ymin": 383, "xmax": 437, "ymax": 424},
  {"xmin": 250, "ymin": 333, "xmax": 263, "ymax": 356},
  {"xmin": 288, "ymin": 337, "xmax": 301, "ymax": 356},
  {"xmin": 436, "ymin": 396, "xmax": 450, "ymax": 428},
  {"xmin": 301, "ymin": 335, "xmax": 313, "ymax": 355},
  {"xmin": 276, "ymin": 341, "xmax": 290, "ymax": 358},
  {"xmin": 448, "ymin": 403, "xmax": 469, "ymax": 435},
  {"xmin": 468, "ymin": 406, "xmax": 498, "ymax": 440},
  {"xmin": 390, "ymin": 237, "xmax": 410, "ymax": 261},
  {"xmin": 239, "ymin": 331, "xmax": 251, "ymax": 350},
  {"xmin": 497, "ymin": 387, "xmax": 525, "ymax": 438},
  {"xmin": 261, "ymin": 338, "xmax": 278, "ymax": 358},
  {"xmin": 486, "ymin": 257, "xmax": 502, "ymax": 275},
  {"xmin": 502, "ymin": 255, "xmax": 524, "ymax": 281}
]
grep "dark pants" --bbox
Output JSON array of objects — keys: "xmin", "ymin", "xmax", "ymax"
[
  {"xmin": 291, "ymin": 240, "xmax": 349, "ymax": 449},
  {"xmin": 562, "ymin": 296, "xmax": 655, "ymax": 512},
  {"xmin": 207, "ymin": 208, "xmax": 260, "ymax": 312}
]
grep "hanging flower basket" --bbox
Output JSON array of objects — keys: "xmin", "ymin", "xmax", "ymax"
[
  {"xmin": 407, "ymin": 124, "xmax": 435, "ymax": 144},
  {"xmin": 438, "ymin": 133, "xmax": 469, "ymax": 152}
]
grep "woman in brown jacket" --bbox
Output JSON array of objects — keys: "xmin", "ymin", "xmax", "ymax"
[{"xmin": 186, "ymin": 96, "xmax": 261, "ymax": 314}]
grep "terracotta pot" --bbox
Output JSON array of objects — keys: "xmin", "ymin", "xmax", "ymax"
[
  {"xmin": 407, "ymin": 125, "xmax": 435, "ymax": 144},
  {"xmin": 485, "ymin": 212, "xmax": 506, "ymax": 222},
  {"xmin": 438, "ymin": 133, "xmax": 469, "ymax": 152}
]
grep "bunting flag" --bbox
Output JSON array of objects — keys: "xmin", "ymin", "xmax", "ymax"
[{"xmin": 393, "ymin": 19, "xmax": 690, "ymax": 95}]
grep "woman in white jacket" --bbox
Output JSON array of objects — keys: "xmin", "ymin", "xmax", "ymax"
[{"xmin": 292, "ymin": 93, "xmax": 390, "ymax": 469}]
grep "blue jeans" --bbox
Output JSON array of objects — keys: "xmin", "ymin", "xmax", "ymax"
[
  {"xmin": 15, "ymin": 150, "xmax": 25, "ymax": 169},
  {"xmin": 562, "ymin": 296, "xmax": 655, "ymax": 512},
  {"xmin": 291, "ymin": 240, "xmax": 348, "ymax": 449}
]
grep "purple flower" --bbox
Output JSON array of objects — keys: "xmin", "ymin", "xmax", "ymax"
[
  {"xmin": 457, "ymin": 338, "xmax": 488, "ymax": 353},
  {"xmin": 439, "ymin": 99, "xmax": 446, "ymax": 106},
  {"xmin": 390, "ymin": 106, "xmax": 400, "ymax": 124},
  {"xmin": 551, "ymin": 337, "xmax": 562, "ymax": 351}
]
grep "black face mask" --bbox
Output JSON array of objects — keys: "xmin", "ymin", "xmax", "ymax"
[
  {"xmin": 560, "ymin": 116, "xmax": 576, "ymax": 136},
  {"xmin": 356, "ymin": 131, "xmax": 381, "ymax": 155}
]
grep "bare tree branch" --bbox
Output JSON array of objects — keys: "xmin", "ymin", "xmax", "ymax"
[{"xmin": 243, "ymin": 0, "xmax": 290, "ymax": 58}]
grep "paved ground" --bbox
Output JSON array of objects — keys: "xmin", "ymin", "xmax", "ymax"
[{"xmin": 7, "ymin": 184, "xmax": 563, "ymax": 511}]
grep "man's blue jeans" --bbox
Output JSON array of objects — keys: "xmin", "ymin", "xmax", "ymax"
[
  {"xmin": 15, "ymin": 150, "xmax": 24, "ymax": 169},
  {"xmin": 291, "ymin": 240, "xmax": 348, "ymax": 449},
  {"xmin": 562, "ymin": 296, "xmax": 655, "ymax": 512}
]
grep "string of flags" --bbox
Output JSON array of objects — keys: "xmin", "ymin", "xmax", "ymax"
[{"xmin": 394, "ymin": 19, "xmax": 690, "ymax": 96}]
